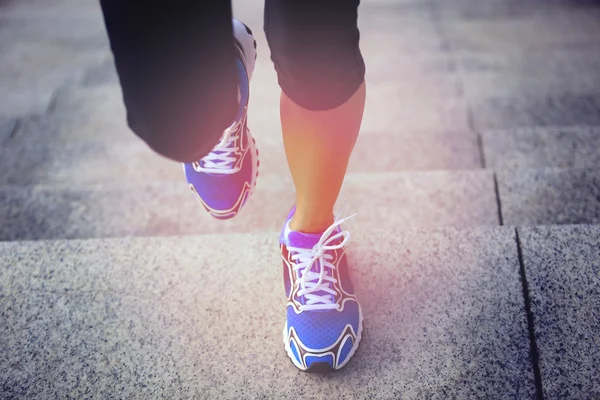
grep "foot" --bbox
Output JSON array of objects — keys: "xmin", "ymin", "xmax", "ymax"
[
  {"xmin": 184, "ymin": 19, "xmax": 259, "ymax": 220},
  {"xmin": 279, "ymin": 206, "xmax": 363, "ymax": 372}
]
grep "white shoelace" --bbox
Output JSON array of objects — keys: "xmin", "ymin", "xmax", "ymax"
[
  {"xmin": 288, "ymin": 205, "xmax": 357, "ymax": 311},
  {"xmin": 193, "ymin": 119, "xmax": 242, "ymax": 175}
]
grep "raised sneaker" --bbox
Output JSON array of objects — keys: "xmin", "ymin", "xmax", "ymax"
[{"xmin": 184, "ymin": 19, "xmax": 259, "ymax": 220}]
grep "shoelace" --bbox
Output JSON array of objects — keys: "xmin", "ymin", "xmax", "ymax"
[
  {"xmin": 193, "ymin": 118, "xmax": 242, "ymax": 175},
  {"xmin": 288, "ymin": 204, "xmax": 357, "ymax": 311}
]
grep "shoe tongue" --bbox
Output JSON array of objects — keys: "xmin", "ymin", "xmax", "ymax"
[
  {"xmin": 284, "ymin": 222, "xmax": 335, "ymax": 305},
  {"xmin": 284, "ymin": 218, "xmax": 330, "ymax": 248},
  {"xmin": 286, "ymin": 229, "xmax": 322, "ymax": 249}
]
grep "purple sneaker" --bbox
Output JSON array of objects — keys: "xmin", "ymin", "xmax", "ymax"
[
  {"xmin": 279, "ymin": 205, "xmax": 363, "ymax": 372},
  {"xmin": 184, "ymin": 19, "xmax": 258, "ymax": 220}
]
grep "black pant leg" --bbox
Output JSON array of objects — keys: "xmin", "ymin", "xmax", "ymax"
[
  {"xmin": 264, "ymin": 0, "xmax": 365, "ymax": 111},
  {"xmin": 99, "ymin": 1, "xmax": 237, "ymax": 162}
]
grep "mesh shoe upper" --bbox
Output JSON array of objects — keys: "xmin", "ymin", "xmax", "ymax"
[
  {"xmin": 184, "ymin": 118, "xmax": 254, "ymax": 218},
  {"xmin": 286, "ymin": 301, "xmax": 360, "ymax": 350}
]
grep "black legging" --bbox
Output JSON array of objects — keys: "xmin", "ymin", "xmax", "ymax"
[{"xmin": 99, "ymin": 0, "xmax": 365, "ymax": 162}]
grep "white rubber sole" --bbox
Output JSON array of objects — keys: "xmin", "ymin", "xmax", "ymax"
[{"xmin": 246, "ymin": 131, "xmax": 259, "ymax": 203}]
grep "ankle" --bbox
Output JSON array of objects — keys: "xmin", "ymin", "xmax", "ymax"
[{"xmin": 289, "ymin": 213, "xmax": 334, "ymax": 234}]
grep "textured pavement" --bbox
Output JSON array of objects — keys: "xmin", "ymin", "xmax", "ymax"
[
  {"xmin": 519, "ymin": 225, "xmax": 600, "ymax": 400},
  {"xmin": 1, "ymin": 0, "xmax": 600, "ymax": 398},
  {"xmin": 0, "ymin": 170, "xmax": 499, "ymax": 241},
  {"xmin": 0, "ymin": 228, "xmax": 535, "ymax": 399}
]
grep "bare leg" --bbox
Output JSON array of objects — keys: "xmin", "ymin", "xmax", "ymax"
[{"xmin": 281, "ymin": 82, "xmax": 367, "ymax": 233}]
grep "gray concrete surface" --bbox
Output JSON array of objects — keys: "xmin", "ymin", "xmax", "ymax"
[
  {"xmin": 472, "ymin": 94, "xmax": 600, "ymax": 131},
  {"xmin": 0, "ymin": 89, "xmax": 55, "ymax": 118},
  {"xmin": 2, "ymin": 0, "xmax": 600, "ymax": 397},
  {"xmin": 518, "ymin": 225, "xmax": 600, "ymax": 400},
  {"xmin": 0, "ymin": 114, "xmax": 481, "ymax": 186},
  {"xmin": 0, "ymin": 170, "xmax": 498, "ymax": 241},
  {"xmin": 498, "ymin": 167, "xmax": 600, "ymax": 226},
  {"xmin": 0, "ymin": 116, "xmax": 16, "ymax": 143},
  {"xmin": 0, "ymin": 227, "xmax": 535, "ymax": 399},
  {"xmin": 0, "ymin": 1, "xmax": 108, "ymax": 117},
  {"xmin": 482, "ymin": 126, "xmax": 600, "ymax": 169},
  {"xmin": 463, "ymin": 70, "xmax": 600, "ymax": 99},
  {"xmin": 0, "ymin": 10, "xmax": 107, "ymax": 49},
  {"xmin": 439, "ymin": 9, "xmax": 600, "ymax": 51}
]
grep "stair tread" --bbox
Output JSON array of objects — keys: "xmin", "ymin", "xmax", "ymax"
[
  {"xmin": 0, "ymin": 169, "xmax": 498, "ymax": 240},
  {"xmin": 482, "ymin": 125, "xmax": 600, "ymax": 170},
  {"xmin": 0, "ymin": 225, "xmax": 535, "ymax": 399}
]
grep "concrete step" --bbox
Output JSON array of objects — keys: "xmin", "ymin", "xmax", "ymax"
[
  {"xmin": 0, "ymin": 89, "xmax": 57, "ymax": 119},
  {"xmin": 456, "ymin": 46, "xmax": 600, "ymax": 100},
  {"xmin": 81, "ymin": 45, "xmax": 600, "ymax": 105},
  {"xmin": 0, "ymin": 40, "xmax": 108, "ymax": 117},
  {"xmin": 437, "ymin": 8, "xmax": 600, "ymax": 51},
  {"xmin": 0, "ymin": 83, "xmax": 479, "ymax": 185},
  {"xmin": 0, "ymin": 226, "xmax": 535, "ymax": 398},
  {"xmin": 471, "ymin": 93, "xmax": 600, "ymax": 131},
  {"xmin": 0, "ymin": 0, "xmax": 101, "ymax": 15},
  {"xmin": 518, "ymin": 224, "xmax": 600, "ymax": 400},
  {"xmin": 455, "ymin": 46, "xmax": 600, "ymax": 76},
  {"xmin": 462, "ymin": 68, "xmax": 600, "ymax": 100},
  {"xmin": 0, "ymin": 116, "xmax": 480, "ymax": 186},
  {"xmin": 498, "ymin": 167, "xmax": 600, "ymax": 226},
  {"xmin": 0, "ymin": 0, "xmax": 107, "ymax": 117},
  {"xmin": 61, "ymin": 78, "xmax": 468, "ymax": 134},
  {"xmin": 0, "ymin": 116, "xmax": 16, "ymax": 143},
  {"xmin": 0, "ymin": 170, "xmax": 498, "ymax": 241},
  {"xmin": 77, "ymin": 49, "xmax": 466, "ymax": 101},
  {"xmin": 83, "ymin": 53, "xmax": 464, "ymax": 98},
  {"xmin": 431, "ymin": 0, "xmax": 600, "ymax": 22},
  {"xmin": 0, "ymin": 5, "xmax": 107, "ymax": 50},
  {"xmin": 482, "ymin": 125, "xmax": 600, "ymax": 170}
]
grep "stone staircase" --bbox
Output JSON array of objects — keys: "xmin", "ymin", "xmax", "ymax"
[{"xmin": 1, "ymin": 0, "xmax": 599, "ymax": 399}]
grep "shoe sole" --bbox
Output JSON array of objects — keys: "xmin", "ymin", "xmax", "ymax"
[
  {"xmin": 233, "ymin": 19, "xmax": 257, "ymax": 82},
  {"xmin": 282, "ymin": 304, "xmax": 364, "ymax": 372}
]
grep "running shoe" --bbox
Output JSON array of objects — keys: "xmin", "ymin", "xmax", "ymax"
[
  {"xmin": 184, "ymin": 19, "xmax": 259, "ymax": 220},
  {"xmin": 279, "ymin": 205, "xmax": 363, "ymax": 371}
]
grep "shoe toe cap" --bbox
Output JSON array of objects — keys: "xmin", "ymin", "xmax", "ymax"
[{"xmin": 285, "ymin": 301, "xmax": 361, "ymax": 369}]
